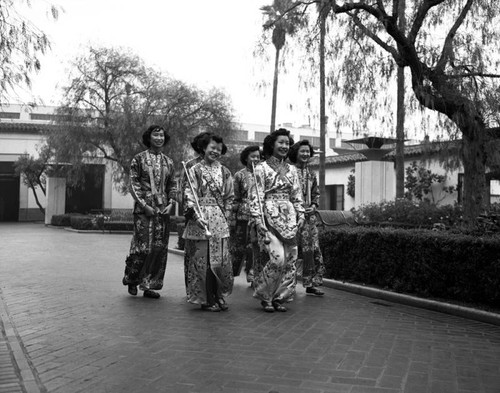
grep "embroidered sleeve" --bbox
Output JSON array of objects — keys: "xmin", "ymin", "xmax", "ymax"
[
  {"xmin": 310, "ymin": 170, "xmax": 320, "ymax": 207},
  {"xmin": 232, "ymin": 170, "xmax": 243, "ymax": 213},
  {"xmin": 164, "ymin": 156, "xmax": 177, "ymax": 203},
  {"xmin": 183, "ymin": 165, "xmax": 200, "ymax": 220},
  {"xmin": 222, "ymin": 166, "xmax": 234, "ymax": 215},
  {"xmin": 249, "ymin": 164, "xmax": 265, "ymax": 225},
  {"xmin": 289, "ymin": 166, "xmax": 305, "ymax": 220},
  {"xmin": 129, "ymin": 154, "xmax": 147, "ymax": 208}
]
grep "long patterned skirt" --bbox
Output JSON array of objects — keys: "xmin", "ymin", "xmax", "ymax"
[
  {"xmin": 122, "ymin": 214, "xmax": 170, "ymax": 290},
  {"xmin": 297, "ymin": 214, "xmax": 325, "ymax": 287},
  {"xmin": 184, "ymin": 235, "xmax": 233, "ymax": 305},
  {"xmin": 252, "ymin": 231, "xmax": 297, "ymax": 304},
  {"xmin": 231, "ymin": 220, "xmax": 257, "ymax": 279}
]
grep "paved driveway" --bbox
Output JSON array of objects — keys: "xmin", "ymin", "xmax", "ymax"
[{"xmin": 1, "ymin": 223, "xmax": 499, "ymax": 393}]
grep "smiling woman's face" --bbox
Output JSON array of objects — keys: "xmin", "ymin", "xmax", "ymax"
[
  {"xmin": 204, "ymin": 139, "xmax": 223, "ymax": 163},
  {"xmin": 273, "ymin": 135, "xmax": 290, "ymax": 159},
  {"xmin": 150, "ymin": 129, "xmax": 165, "ymax": 149}
]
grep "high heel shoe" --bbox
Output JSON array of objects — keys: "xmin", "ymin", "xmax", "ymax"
[
  {"xmin": 261, "ymin": 301, "xmax": 274, "ymax": 313},
  {"xmin": 306, "ymin": 286, "xmax": 324, "ymax": 296},
  {"xmin": 217, "ymin": 299, "xmax": 229, "ymax": 311},
  {"xmin": 272, "ymin": 301, "xmax": 287, "ymax": 312},
  {"xmin": 201, "ymin": 304, "xmax": 221, "ymax": 312}
]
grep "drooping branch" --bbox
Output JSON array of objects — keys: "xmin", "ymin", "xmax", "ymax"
[
  {"xmin": 348, "ymin": 11, "xmax": 400, "ymax": 61},
  {"xmin": 435, "ymin": 0, "xmax": 474, "ymax": 73},
  {"xmin": 408, "ymin": 0, "xmax": 446, "ymax": 44}
]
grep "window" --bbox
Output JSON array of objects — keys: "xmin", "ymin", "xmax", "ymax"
[
  {"xmin": 329, "ymin": 138, "xmax": 337, "ymax": 149},
  {"xmin": 457, "ymin": 173, "xmax": 464, "ymax": 204},
  {"xmin": 29, "ymin": 113, "xmax": 60, "ymax": 121},
  {"xmin": 300, "ymin": 135, "xmax": 320, "ymax": 147},
  {"xmin": 325, "ymin": 185, "xmax": 344, "ymax": 210},
  {"xmin": 254, "ymin": 131, "xmax": 268, "ymax": 142},
  {"xmin": 0, "ymin": 112, "xmax": 20, "ymax": 119}
]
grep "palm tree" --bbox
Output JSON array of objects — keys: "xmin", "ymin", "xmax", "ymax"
[{"xmin": 261, "ymin": 0, "xmax": 305, "ymax": 133}]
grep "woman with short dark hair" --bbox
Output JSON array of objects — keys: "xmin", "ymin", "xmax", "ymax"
[
  {"xmin": 231, "ymin": 145, "xmax": 262, "ymax": 283},
  {"xmin": 249, "ymin": 128, "xmax": 305, "ymax": 312},
  {"xmin": 183, "ymin": 133, "xmax": 234, "ymax": 312},
  {"xmin": 122, "ymin": 125, "xmax": 176, "ymax": 299},
  {"xmin": 289, "ymin": 140, "xmax": 325, "ymax": 296}
]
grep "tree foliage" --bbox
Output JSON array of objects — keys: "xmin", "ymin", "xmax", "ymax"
[
  {"xmin": 0, "ymin": 0, "xmax": 58, "ymax": 101},
  {"xmin": 274, "ymin": 0, "xmax": 500, "ymax": 223},
  {"xmin": 47, "ymin": 46, "xmax": 235, "ymax": 192},
  {"xmin": 404, "ymin": 160, "xmax": 455, "ymax": 204},
  {"xmin": 14, "ymin": 144, "xmax": 51, "ymax": 214}
]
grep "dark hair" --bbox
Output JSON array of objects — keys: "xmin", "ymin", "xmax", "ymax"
[
  {"xmin": 190, "ymin": 132, "xmax": 213, "ymax": 155},
  {"xmin": 288, "ymin": 140, "xmax": 315, "ymax": 163},
  {"xmin": 197, "ymin": 133, "xmax": 228, "ymax": 156},
  {"xmin": 262, "ymin": 128, "xmax": 294, "ymax": 158},
  {"xmin": 142, "ymin": 125, "xmax": 170, "ymax": 148},
  {"xmin": 239, "ymin": 145, "xmax": 261, "ymax": 166}
]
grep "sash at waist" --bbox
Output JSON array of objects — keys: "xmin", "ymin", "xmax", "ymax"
[
  {"xmin": 198, "ymin": 197, "xmax": 218, "ymax": 206},
  {"xmin": 264, "ymin": 193, "xmax": 289, "ymax": 201}
]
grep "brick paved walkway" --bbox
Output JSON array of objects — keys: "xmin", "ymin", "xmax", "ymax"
[{"xmin": 1, "ymin": 223, "xmax": 500, "ymax": 393}]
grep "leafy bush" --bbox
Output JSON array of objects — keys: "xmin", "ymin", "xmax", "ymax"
[
  {"xmin": 51, "ymin": 213, "xmax": 83, "ymax": 226},
  {"xmin": 319, "ymin": 226, "xmax": 500, "ymax": 308},
  {"xmin": 353, "ymin": 199, "xmax": 463, "ymax": 228},
  {"xmin": 70, "ymin": 215, "xmax": 103, "ymax": 230}
]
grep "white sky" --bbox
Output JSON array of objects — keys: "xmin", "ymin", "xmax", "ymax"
[{"xmin": 13, "ymin": 0, "xmax": 309, "ymax": 126}]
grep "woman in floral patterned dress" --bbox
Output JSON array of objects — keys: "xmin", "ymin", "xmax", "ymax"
[
  {"xmin": 122, "ymin": 125, "xmax": 177, "ymax": 299},
  {"xmin": 231, "ymin": 145, "xmax": 262, "ymax": 283},
  {"xmin": 183, "ymin": 133, "xmax": 234, "ymax": 312},
  {"xmin": 289, "ymin": 140, "xmax": 325, "ymax": 296},
  {"xmin": 249, "ymin": 128, "xmax": 305, "ymax": 312}
]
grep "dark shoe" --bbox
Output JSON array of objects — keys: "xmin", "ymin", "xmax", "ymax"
[
  {"xmin": 143, "ymin": 289, "xmax": 160, "ymax": 299},
  {"xmin": 217, "ymin": 299, "xmax": 229, "ymax": 311},
  {"xmin": 201, "ymin": 304, "xmax": 221, "ymax": 312},
  {"xmin": 261, "ymin": 301, "xmax": 274, "ymax": 313},
  {"xmin": 272, "ymin": 301, "xmax": 287, "ymax": 312},
  {"xmin": 306, "ymin": 287, "xmax": 324, "ymax": 296},
  {"xmin": 128, "ymin": 285, "xmax": 138, "ymax": 296}
]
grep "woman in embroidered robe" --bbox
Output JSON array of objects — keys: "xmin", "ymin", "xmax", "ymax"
[
  {"xmin": 249, "ymin": 128, "xmax": 305, "ymax": 312},
  {"xmin": 122, "ymin": 125, "xmax": 177, "ymax": 299},
  {"xmin": 231, "ymin": 145, "xmax": 262, "ymax": 283},
  {"xmin": 177, "ymin": 132, "xmax": 213, "ymax": 286},
  {"xmin": 289, "ymin": 140, "xmax": 325, "ymax": 296},
  {"xmin": 183, "ymin": 134, "xmax": 234, "ymax": 312}
]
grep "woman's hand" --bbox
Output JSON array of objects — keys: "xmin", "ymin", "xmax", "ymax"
[
  {"xmin": 256, "ymin": 222, "xmax": 268, "ymax": 236},
  {"xmin": 144, "ymin": 205, "xmax": 156, "ymax": 217},
  {"xmin": 196, "ymin": 217, "xmax": 208, "ymax": 230},
  {"xmin": 297, "ymin": 217, "xmax": 305, "ymax": 230},
  {"xmin": 305, "ymin": 204, "xmax": 316, "ymax": 215}
]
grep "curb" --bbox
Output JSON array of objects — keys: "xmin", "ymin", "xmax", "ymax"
[{"xmin": 323, "ymin": 278, "xmax": 500, "ymax": 327}]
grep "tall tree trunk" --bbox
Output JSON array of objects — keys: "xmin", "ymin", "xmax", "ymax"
[
  {"xmin": 270, "ymin": 47, "xmax": 280, "ymax": 133},
  {"xmin": 29, "ymin": 181, "xmax": 46, "ymax": 215},
  {"xmin": 395, "ymin": 0, "xmax": 406, "ymax": 199},
  {"xmin": 461, "ymin": 125, "xmax": 487, "ymax": 225},
  {"xmin": 319, "ymin": 6, "xmax": 327, "ymax": 209}
]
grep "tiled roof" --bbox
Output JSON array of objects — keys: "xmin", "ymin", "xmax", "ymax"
[
  {"xmin": 309, "ymin": 152, "xmax": 367, "ymax": 167},
  {"xmin": 0, "ymin": 122, "xmax": 62, "ymax": 134},
  {"xmin": 382, "ymin": 140, "xmax": 461, "ymax": 159}
]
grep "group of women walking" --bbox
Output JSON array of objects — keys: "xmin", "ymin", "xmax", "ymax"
[{"xmin": 122, "ymin": 125, "xmax": 325, "ymax": 312}]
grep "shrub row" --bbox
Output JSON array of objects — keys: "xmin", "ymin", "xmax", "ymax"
[
  {"xmin": 319, "ymin": 226, "xmax": 500, "ymax": 308},
  {"xmin": 51, "ymin": 213, "xmax": 83, "ymax": 227}
]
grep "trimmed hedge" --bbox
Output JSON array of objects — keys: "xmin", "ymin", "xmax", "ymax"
[
  {"xmin": 319, "ymin": 226, "xmax": 500, "ymax": 308},
  {"xmin": 51, "ymin": 213, "xmax": 83, "ymax": 226},
  {"xmin": 70, "ymin": 215, "xmax": 104, "ymax": 230}
]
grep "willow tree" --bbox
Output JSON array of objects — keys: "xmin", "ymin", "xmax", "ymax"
[
  {"xmin": 291, "ymin": 0, "xmax": 500, "ymax": 223},
  {"xmin": 0, "ymin": 0, "xmax": 58, "ymax": 101},
  {"xmin": 261, "ymin": 0, "xmax": 307, "ymax": 132},
  {"xmin": 48, "ymin": 46, "xmax": 235, "ymax": 191}
]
